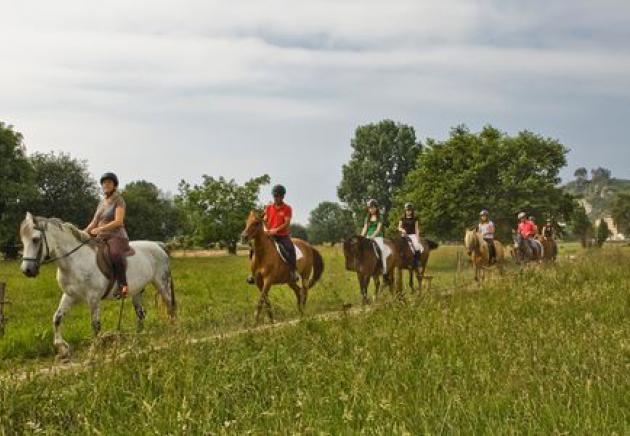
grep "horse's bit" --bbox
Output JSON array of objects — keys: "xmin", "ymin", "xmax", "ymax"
[{"xmin": 21, "ymin": 222, "xmax": 91, "ymax": 266}]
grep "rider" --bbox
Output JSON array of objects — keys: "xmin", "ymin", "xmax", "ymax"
[
  {"xmin": 361, "ymin": 199, "xmax": 388, "ymax": 281},
  {"xmin": 84, "ymin": 172, "xmax": 130, "ymax": 299},
  {"xmin": 517, "ymin": 212, "xmax": 538, "ymax": 256},
  {"xmin": 398, "ymin": 203, "xmax": 423, "ymax": 267},
  {"xmin": 264, "ymin": 185, "xmax": 298, "ymax": 282},
  {"xmin": 478, "ymin": 209, "xmax": 496, "ymax": 264},
  {"xmin": 542, "ymin": 218, "xmax": 555, "ymax": 240}
]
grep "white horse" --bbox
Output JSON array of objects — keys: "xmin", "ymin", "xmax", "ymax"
[{"xmin": 19, "ymin": 212, "xmax": 176, "ymax": 358}]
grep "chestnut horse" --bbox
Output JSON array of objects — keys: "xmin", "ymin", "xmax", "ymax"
[
  {"xmin": 241, "ymin": 211, "xmax": 324, "ymax": 323},
  {"xmin": 343, "ymin": 235, "xmax": 397, "ymax": 304},
  {"xmin": 394, "ymin": 236, "xmax": 439, "ymax": 294},
  {"xmin": 464, "ymin": 229, "xmax": 505, "ymax": 282}
]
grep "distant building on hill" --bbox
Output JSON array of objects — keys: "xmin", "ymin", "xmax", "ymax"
[{"xmin": 594, "ymin": 216, "xmax": 626, "ymax": 241}]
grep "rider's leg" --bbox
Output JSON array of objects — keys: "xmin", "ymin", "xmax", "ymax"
[
  {"xmin": 277, "ymin": 235, "xmax": 298, "ymax": 282},
  {"xmin": 109, "ymin": 237, "xmax": 130, "ymax": 298}
]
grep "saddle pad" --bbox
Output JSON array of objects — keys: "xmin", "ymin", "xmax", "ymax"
[
  {"xmin": 374, "ymin": 237, "xmax": 392, "ymax": 269},
  {"xmin": 273, "ymin": 241, "xmax": 303, "ymax": 264}
]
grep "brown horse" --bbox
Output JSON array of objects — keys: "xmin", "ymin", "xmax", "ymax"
[
  {"xmin": 464, "ymin": 229, "xmax": 505, "ymax": 282},
  {"xmin": 343, "ymin": 235, "xmax": 397, "ymax": 304},
  {"xmin": 241, "ymin": 211, "xmax": 324, "ymax": 323},
  {"xmin": 537, "ymin": 235, "xmax": 557, "ymax": 262},
  {"xmin": 394, "ymin": 236, "xmax": 439, "ymax": 294}
]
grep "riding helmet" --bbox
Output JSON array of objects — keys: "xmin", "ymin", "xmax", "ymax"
[
  {"xmin": 367, "ymin": 199, "xmax": 379, "ymax": 208},
  {"xmin": 272, "ymin": 184, "xmax": 286, "ymax": 197},
  {"xmin": 518, "ymin": 212, "xmax": 527, "ymax": 219},
  {"xmin": 480, "ymin": 209, "xmax": 489, "ymax": 216},
  {"xmin": 100, "ymin": 172, "xmax": 119, "ymax": 187},
  {"xmin": 404, "ymin": 202, "xmax": 414, "ymax": 210}
]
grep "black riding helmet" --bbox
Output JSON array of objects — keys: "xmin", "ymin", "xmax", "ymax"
[
  {"xmin": 100, "ymin": 172, "xmax": 119, "ymax": 187},
  {"xmin": 272, "ymin": 184, "xmax": 286, "ymax": 197},
  {"xmin": 367, "ymin": 199, "xmax": 379, "ymax": 208}
]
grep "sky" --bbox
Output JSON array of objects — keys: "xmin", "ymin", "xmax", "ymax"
[{"xmin": 1, "ymin": 0, "xmax": 629, "ymax": 223}]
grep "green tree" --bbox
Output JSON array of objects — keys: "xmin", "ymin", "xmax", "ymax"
[
  {"xmin": 0, "ymin": 122, "xmax": 37, "ymax": 258},
  {"xmin": 338, "ymin": 120, "xmax": 421, "ymax": 216},
  {"xmin": 122, "ymin": 180, "xmax": 180, "ymax": 241},
  {"xmin": 393, "ymin": 125, "xmax": 574, "ymax": 240},
  {"xmin": 29, "ymin": 152, "xmax": 99, "ymax": 227},
  {"xmin": 308, "ymin": 201, "xmax": 355, "ymax": 246},
  {"xmin": 290, "ymin": 224, "xmax": 309, "ymax": 241},
  {"xmin": 610, "ymin": 192, "xmax": 630, "ymax": 236},
  {"xmin": 568, "ymin": 204, "xmax": 593, "ymax": 247},
  {"xmin": 176, "ymin": 175, "xmax": 270, "ymax": 254},
  {"xmin": 596, "ymin": 220, "xmax": 610, "ymax": 247}
]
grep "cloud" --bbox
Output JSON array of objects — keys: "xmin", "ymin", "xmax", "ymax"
[{"xmin": 1, "ymin": 0, "xmax": 629, "ymax": 222}]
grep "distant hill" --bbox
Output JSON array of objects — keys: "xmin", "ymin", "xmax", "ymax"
[{"xmin": 564, "ymin": 168, "xmax": 630, "ymax": 219}]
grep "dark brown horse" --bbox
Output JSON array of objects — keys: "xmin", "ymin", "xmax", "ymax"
[
  {"xmin": 343, "ymin": 235, "xmax": 397, "ymax": 304},
  {"xmin": 241, "ymin": 211, "xmax": 324, "ymax": 323},
  {"xmin": 394, "ymin": 236, "xmax": 439, "ymax": 294}
]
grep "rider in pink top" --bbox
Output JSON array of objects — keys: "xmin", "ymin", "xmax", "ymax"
[{"xmin": 518, "ymin": 220, "xmax": 536, "ymax": 239}]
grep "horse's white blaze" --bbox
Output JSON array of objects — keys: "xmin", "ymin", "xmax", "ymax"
[{"xmin": 19, "ymin": 214, "xmax": 174, "ymax": 354}]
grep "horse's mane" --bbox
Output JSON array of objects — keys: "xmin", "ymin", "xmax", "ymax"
[{"xmin": 34, "ymin": 216, "xmax": 92, "ymax": 243}]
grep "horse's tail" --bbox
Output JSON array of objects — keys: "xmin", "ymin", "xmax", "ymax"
[
  {"xmin": 427, "ymin": 239, "xmax": 439, "ymax": 250},
  {"xmin": 308, "ymin": 247, "xmax": 324, "ymax": 288}
]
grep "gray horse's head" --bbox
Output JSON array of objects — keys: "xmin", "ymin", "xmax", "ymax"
[{"xmin": 20, "ymin": 212, "xmax": 45, "ymax": 277}]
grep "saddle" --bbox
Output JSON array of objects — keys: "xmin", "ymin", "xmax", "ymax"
[
  {"xmin": 272, "ymin": 240, "xmax": 303, "ymax": 264},
  {"xmin": 93, "ymin": 239, "xmax": 135, "ymax": 297}
]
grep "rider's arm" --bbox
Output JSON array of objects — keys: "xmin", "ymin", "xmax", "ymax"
[
  {"xmin": 273, "ymin": 216, "xmax": 292, "ymax": 233},
  {"xmin": 360, "ymin": 218, "xmax": 368, "ymax": 237},
  {"xmin": 398, "ymin": 220, "xmax": 405, "ymax": 234},
  {"xmin": 415, "ymin": 220, "xmax": 420, "ymax": 238}
]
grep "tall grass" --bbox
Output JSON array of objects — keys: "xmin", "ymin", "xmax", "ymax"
[{"xmin": 0, "ymin": 246, "xmax": 627, "ymax": 433}]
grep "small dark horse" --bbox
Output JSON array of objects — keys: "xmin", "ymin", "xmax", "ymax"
[
  {"xmin": 343, "ymin": 235, "xmax": 397, "ymax": 304},
  {"xmin": 512, "ymin": 231, "xmax": 544, "ymax": 264},
  {"xmin": 394, "ymin": 236, "xmax": 439, "ymax": 294}
]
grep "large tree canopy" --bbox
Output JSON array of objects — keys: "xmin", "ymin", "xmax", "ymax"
[
  {"xmin": 0, "ymin": 122, "xmax": 37, "ymax": 258},
  {"xmin": 610, "ymin": 192, "xmax": 630, "ymax": 236},
  {"xmin": 337, "ymin": 119, "xmax": 421, "ymax": 216},
  {"xmin": 393, "ymin": 125, "xmax": 574, "ymax": 240},
  {"xmin": 176, "ymin": 175, "xmax": 270, "ymax": 253},
  {"xmin": 29, "ymin": 152, "xmax": 99, "ymax": 227},
  {"xmin": 122, "ymin": 180, "xmax": 180, "ymax": 241},
  {"xmin": 308, "ymin": 201, "xmax": 355, "ymax": 246}
]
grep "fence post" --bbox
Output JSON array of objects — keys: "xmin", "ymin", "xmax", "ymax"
[{"xmin": 0, "ymin": 282, "xmax": 6, "ymax": 337}]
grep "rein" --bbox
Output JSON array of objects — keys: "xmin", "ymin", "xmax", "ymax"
[{"xmin": 22, "ymin": 223, "xmax": 91, "ymax": 266}]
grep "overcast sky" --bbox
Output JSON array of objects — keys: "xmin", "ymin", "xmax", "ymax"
[{"xmin": 1, "ymin": 0, "xmax": 629, "ymax": 223}]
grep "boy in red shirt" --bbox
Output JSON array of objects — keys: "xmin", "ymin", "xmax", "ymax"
[{"xmin": 246, "ymin": 185, "xmax": 298, "ymax": 284}]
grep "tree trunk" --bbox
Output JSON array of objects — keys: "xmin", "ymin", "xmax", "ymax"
[{"xmin": 227, "ymin": 242, "xmax": 238, "ymax": 255}]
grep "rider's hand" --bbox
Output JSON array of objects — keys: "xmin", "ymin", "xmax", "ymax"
[
  {"xmin": 401, "ymin": 230, "xmax": 407, "ymax": 236},
  {"xmin": 89, "ymin": 227, "xmax": 100, "ymax": 236},
  {"xmin": 265, "ymin": 228, "xmax": 277, "ymax": 236}
]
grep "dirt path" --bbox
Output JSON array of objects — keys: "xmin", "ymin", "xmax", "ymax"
[{"xmin": 1, "ymin": 303, "xmax": 375, "ymax": 385}]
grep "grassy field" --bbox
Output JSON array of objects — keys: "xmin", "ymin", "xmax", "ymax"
[{"xmin": 0, "ymin": 243, "xmax": 628, "ymax": 433}]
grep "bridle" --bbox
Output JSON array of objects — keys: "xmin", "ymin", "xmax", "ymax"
[{"xmin": 22, "ymin": 222, "xmax": 91, "ymax": 267}]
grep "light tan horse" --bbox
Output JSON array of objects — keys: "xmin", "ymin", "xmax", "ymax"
[
  {"xmin": 241, "ymin": 211, "xmax": 324, "ymax": 323},
  {"xmin": 464, "ymin": 229, "xmax": 505, "ymax": 282}
]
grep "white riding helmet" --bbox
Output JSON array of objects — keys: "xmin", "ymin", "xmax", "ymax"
[{"xmin": 518, "ymin": 212, "xmax": 527, "ymax": 219}]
